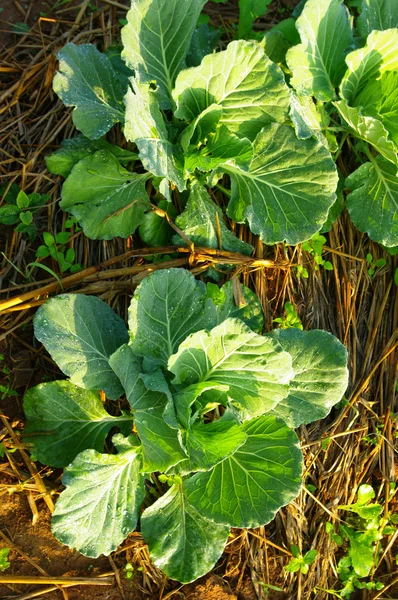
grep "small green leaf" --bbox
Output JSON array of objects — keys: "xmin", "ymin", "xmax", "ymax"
[
  {"xmin": 0, "ymin": 205, "xmax": 21, "ymax": 225},
  {"xmin": 65, "ymin": 247, "xmax": 75, "ymax": 263},
  {"xmin": 0, "ymin": 548, "xmax": 10, "ymax": 572},
  {"xmin": 345, "ymin": 157, "xmax": 398, "ymax": 247},
  {"xmin": 357, "ymin": 0, "xmax": 398, "ymax": 36},
  {"xmin": 173, "ymin": 420, "xmax": 247, "ymax": 475},
  {"xmin": 56, "ymin": 232, "xmax": 70, "ymax": 244},
  {"xmin": 211, "ymin": 280, "xmax": 264, "ymax": 333},
  {"xmin": 304, "ymin": 549, "xmax": 317, "ymax": 564},
  {"xmin": 16, "ymin": 190, "xmax": 30, "ymax": 209},
  {"xmin": 19, "ymin": 211, "xmax": 33, "ymax": 225},
  {"xmin": 139, "ymin": 200, "xmax": 177, "ymax": 247},
  {"xmin": 46, "ymin": 135, "xmax": 137, "ymax": 178},
  {"xmin": 238, "ymin": 0, "xmax": 273, "ymax": 39},
  {"xmin": 124, "ymin": 79, "xmax": 185, "ymax": 195},
  {"xmin": 34, "ymin": 294, "xmax": 129, "ymax": 399},
  {"xmin": 43, "ymin": 232, "xmax": 55, "ymax": 246}
]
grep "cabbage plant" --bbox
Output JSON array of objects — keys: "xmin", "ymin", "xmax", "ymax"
[
  {"xmin": 46, "ymin": 0, "xmax": 340, "ymax": 249},
  {"xmin": 286, "ymin": 0, "xmax": 398, "ymax": 247},
  {"xmin": 23, "ymin": 269, "xmax": 349, "ymax": 583}
]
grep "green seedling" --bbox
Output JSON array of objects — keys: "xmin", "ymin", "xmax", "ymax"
[
  {"xmin": 273, "ymin": 301, "xmax": 303, "ymax": 330},
  {"xmin": 0, "ymin": 184, "xmax": 49, "ymax": 241},
  {"xmin": 36, "ymin": 231, "xmax": 82, "ymax": 273},
  {"xmin": 302, "ymin": 234, "xmax": 333, "ymax": 272},
  {"xmin": 285, "ymin": 545, "xmax": 317, "ymax": 575},
  {"xmin": 365, "ymin": 253, "xmax": 387, "ymax": 277},
  {"xmin": 0, "ymin": 548, "xmax": 11, "ymax": 572},
  {"xmin": 325, "ymin": 484, "xmax": 397, "ymax": 598}
]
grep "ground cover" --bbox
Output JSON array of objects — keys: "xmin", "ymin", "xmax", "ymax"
[{"xmin": 0, "ymin": 1, "xmax": 397, "ymax": 599}]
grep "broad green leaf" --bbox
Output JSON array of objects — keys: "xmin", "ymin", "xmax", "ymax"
[
  {"xmin": 184, "ymin": 415, "xmax": 302, "ymax": 527},
  {"xmin": 180, "ymin": 104, "xmax": 223, "ymax": 153},
  {"xmin": 208, "ymin": 280, "xmax": 264, "ymax": 333},
  {"xmin": 173, "ymin": 40, "xmax": 290, "ymax": 141},
  {"xmin": 103, "ymin": 44, "xmax": 134, "ymax": 88},
  {"xmin": 353, "ymin": 70, "xmax": 398, "ymax": 146},
  {"xmin": 269, "ymin": 329, "xmax": 348, "ymax": 428},
  {"xmin": 173, "ymin": 420, "xmax": 247, "ymax": 475},
  {"xmin": 128, "ymin": 268, "xmax": 216, "ymax": 367},
  {"xmin": 60, "ymin": 150, "xmax": 150, "ymax": 239},
  {"xmin": 141, "ymin": 484, "xmax": 229, "ymax": 583},
  {"xmin": 139, "ymin": 200, "xmax": 177, "ymax": 246},
  {"xmin": 237, "ymin": 0, "xmax": 273, "ymax": 39},
  {"xmin": 376, "ymin": 71, "xmax": 398, "ymax": 145},
  {"xmin": 45, "ymin": 135, "xmax": 137, "ymax": 178},
  {"xmin": 23, "ymin": 381, "xmax": 133, "ymax": 467},
  {"xmin": 345, "ymin": 157, "xmax": 398, "ymax": 246},
  {"xmin": 357, "ymin": 0, "xmax": 398, "ymax": 38},
  {"xmin": 53, "ymin": 43, "xmax": 125, "ymax": 139},
  {"xmin": 286, "ymin": 0, "xmax": 353, "ymax": 101},
  {"xmin": 34, "ymin": 294, "xmax": 129, "ymax": 399},
  {"xmin": 321, "ymin": 176, "xmax": 344, "ymax": 232},
  {"xmin": 186, "ymin": 23, "xmax": 221, "ymax": 68},
  {"xmin": 209, "ymin": 123, "xmax": 338, "ymax": 245},
  {"xmin": 173, "ymin": 382, "xmax": 229, "ymax": 428},
  {"xmin": 289, "ymin": 92, "xmax": 337, "ymax": 151},
  {"xmin": 109, "ymin": 345, "xmax": 187, "ymax": 472},
  {"xmin": 340, "ymin": 29, "xmax": 398, "ymax": 105},
  {"xmin": 169, "ymin": 318, "xmax": 292, "ymax": 420},
  {"xmin": 173, "ymin": 182, "xmax": 253, "ymax": 255},
  {"xmin": 52, "ymin": 439, "xmax": 145, "ymax": 557},
  {"xmin": 261, "ymin": 29, "xmax": 291, "ymax": 64},
  {"xmin": 184, "ymin": 125, "xmax": 253, "ymax": 174},
  {"xmin": 121, "ymin": 0, "xmax": 206, "ymax": 107},
  {"xmin": 334, "ymin": 100, "xmax": 398, "ymax": 166},
  {"xmin": 124, "ymin": 80, "xmax": 185, "ymax": 194}
]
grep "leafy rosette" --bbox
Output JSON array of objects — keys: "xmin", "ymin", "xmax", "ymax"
[
  {"xmin": 47, "ymin": 0, "xmax": 340, "ymax": 246},
  {"xmin": 286, "ymin": 0, "xmax": 398, "ymax": 245},
  {"xmin": 23, "ymin": 269, "xmax": 349, "ymax": 583}
]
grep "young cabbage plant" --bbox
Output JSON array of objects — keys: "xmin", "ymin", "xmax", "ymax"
[
  {"xmin": 23, "ymin": 269, "xmax": 349, "ymax": 583},
  {"xmin": 286, "ymin": 0, "xmax": 398, "ymax": 247},
  {"xmin": 46, "ymin": 0, "xmax": 340, "ymax": 249}
]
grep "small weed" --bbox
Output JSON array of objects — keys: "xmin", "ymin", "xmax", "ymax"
[
  {"xmin": 366, "ymin": 253, "xmax": 386, "ymax": 277},
  {"xmin": 0, "ymin": 548, "xmax": 11, "ymax": 572},
  {"xmin": 285, "ymin": 545, "xmax": 317, "ymax": 575},
  {"xmin": 0, "ymin": 354, "xmax": 18, "ymax": 400},
  {"xmin": 273, "ymin": 301, "xmax": 303, "ymax": 330},
  {"xmin": 324, "ymin": 484, "xmax": 397, "ymax": 597},
  {"xmin": 0, "ymin": 183, "xmax": 49, "ymax": 242},
  {"xmin": 36, "ymin": 230, "xmax": 82, "ymax": 273},
  {"xmin": 302, "ymin": 233, "xmax": 333, "ymax": 272}
]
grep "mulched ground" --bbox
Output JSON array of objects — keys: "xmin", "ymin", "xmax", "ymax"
[{"xmin": 0, "ymin": 1, "xmax": 397, "ymax": 599}]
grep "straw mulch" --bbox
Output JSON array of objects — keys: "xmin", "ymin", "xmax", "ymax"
[{"xmin": 0, "ymin": 1, "xmax": 397, "ymax": 599}]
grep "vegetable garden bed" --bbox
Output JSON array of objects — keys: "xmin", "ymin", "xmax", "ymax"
[{"xmin": 0, "ymin": 1, "xmax": 397, "ymax": 599}]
